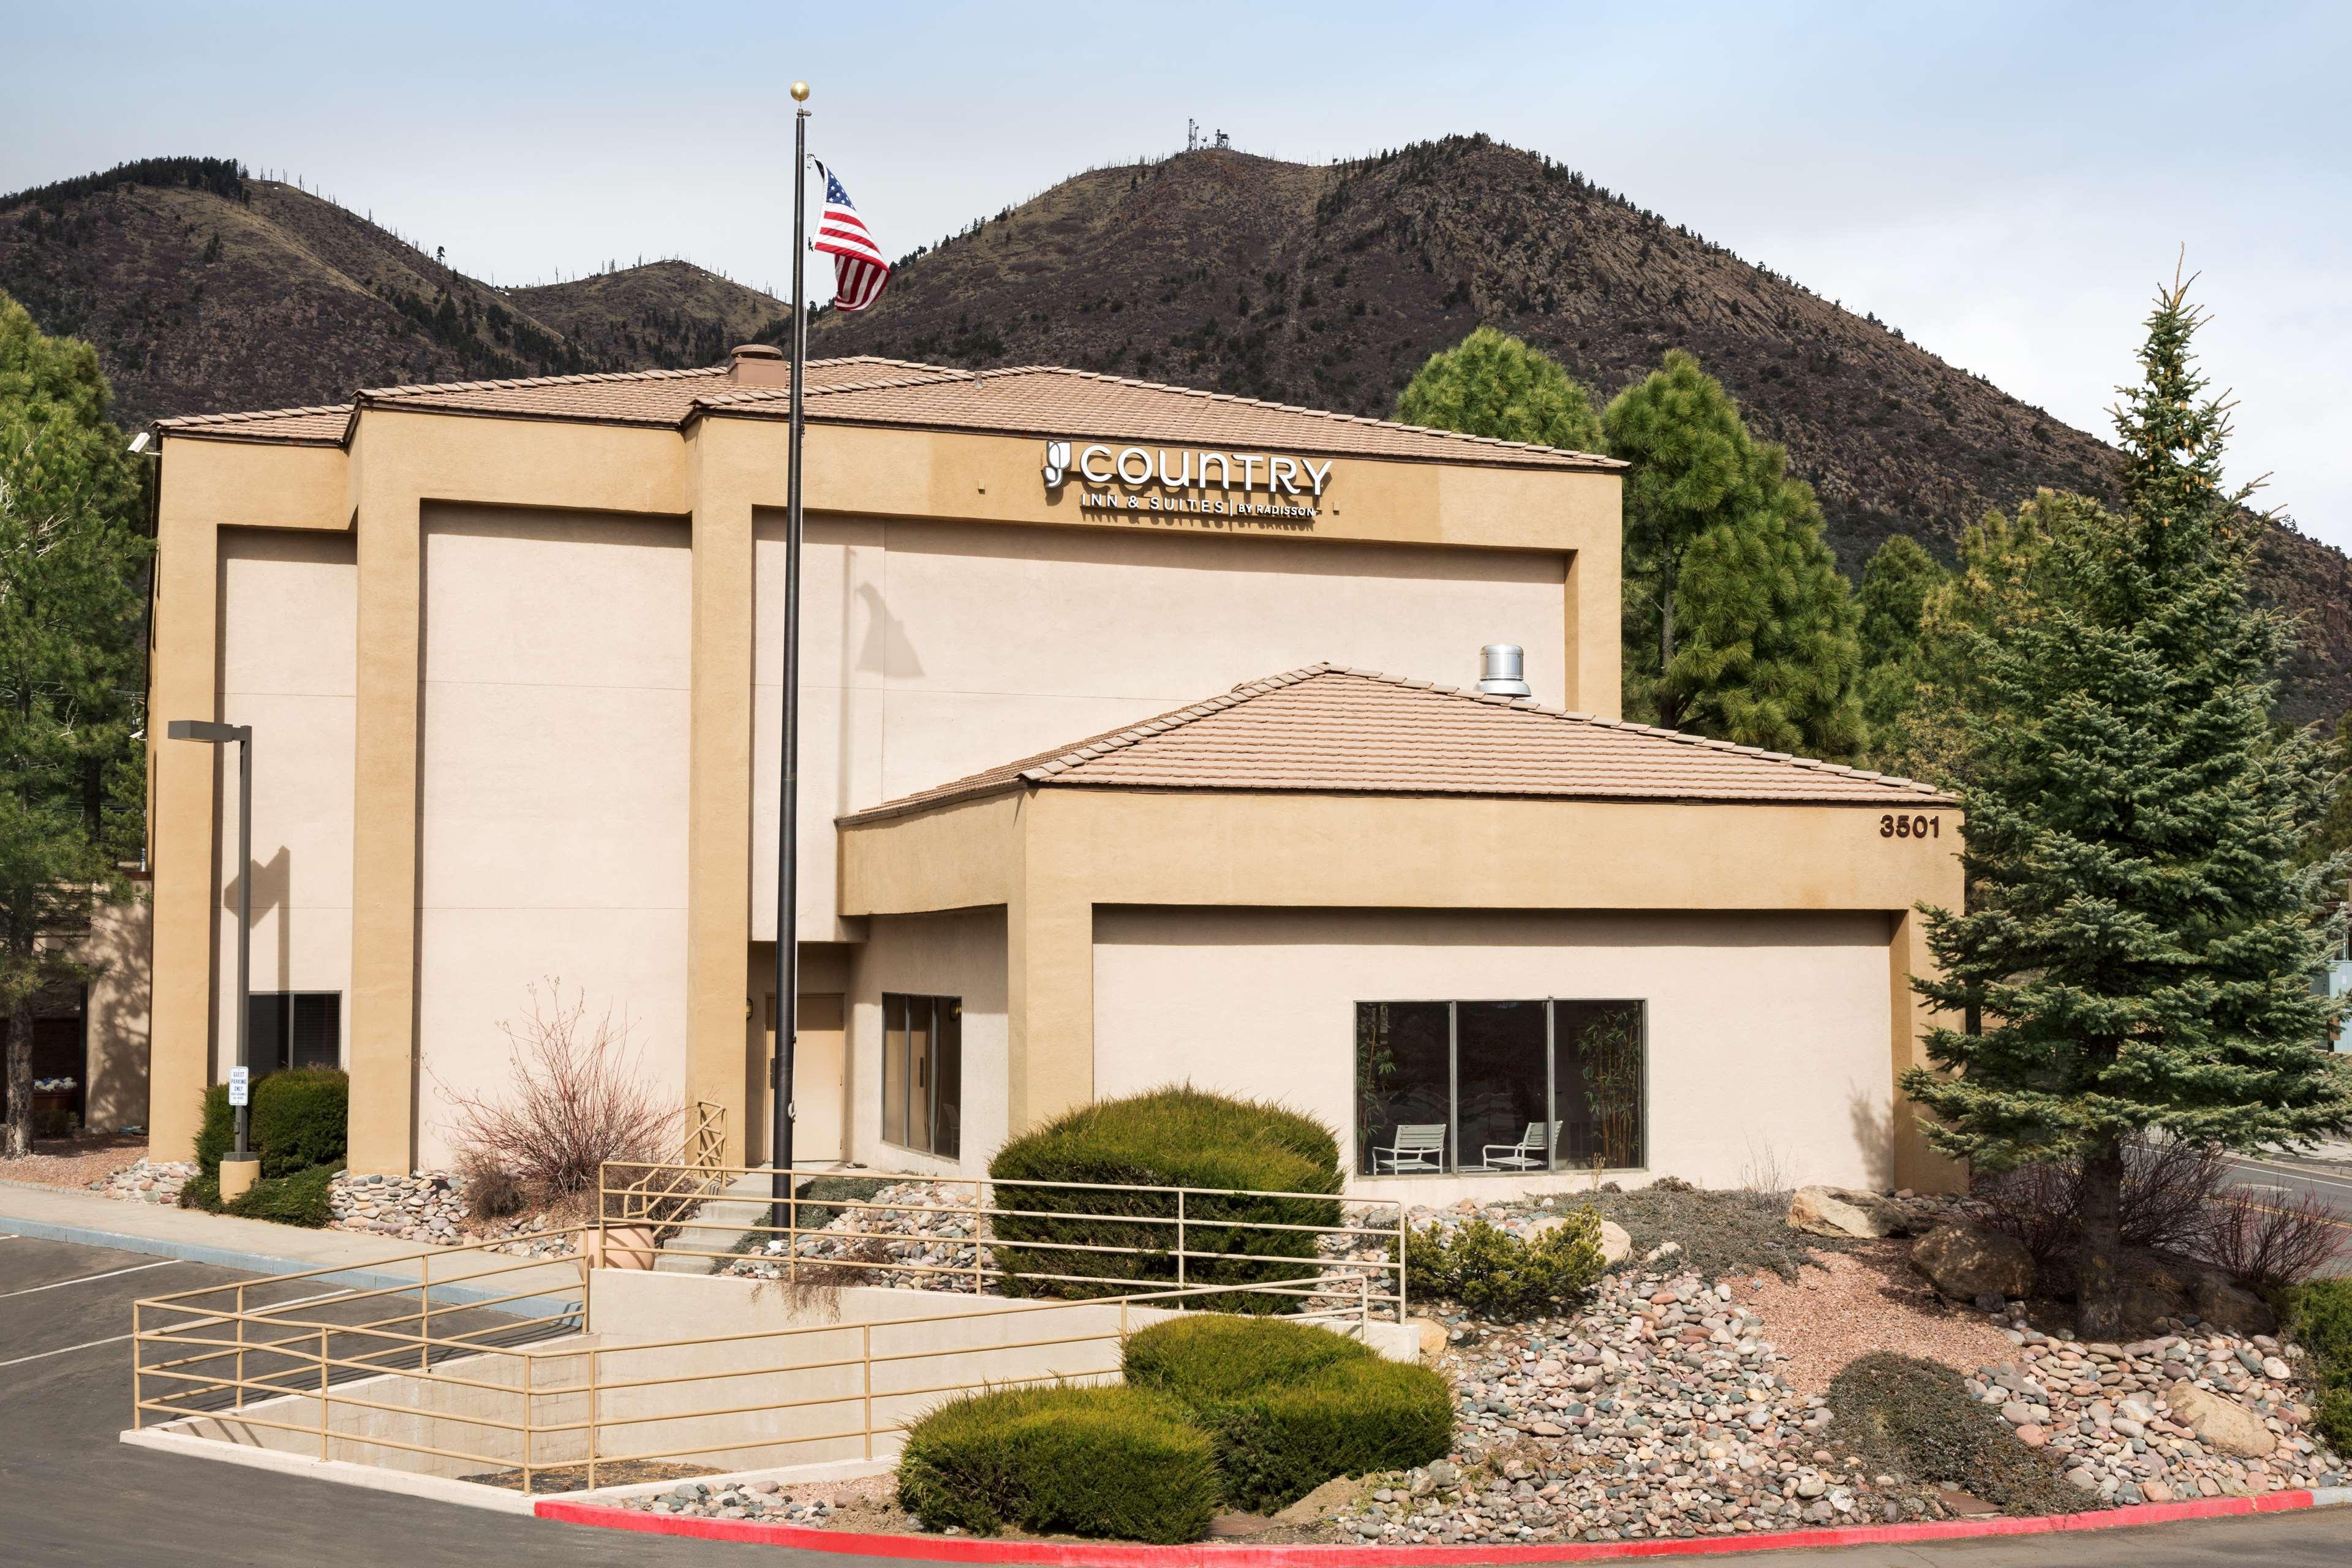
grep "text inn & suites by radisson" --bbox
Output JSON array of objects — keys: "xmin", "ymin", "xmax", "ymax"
[{"xmin": 131, "ymin": 345, "xmax": 1965, "ymax": 1197}]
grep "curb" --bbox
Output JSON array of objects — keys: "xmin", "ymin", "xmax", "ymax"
[
  {"xmin": 535, "ymin": 1488, "xmax": 2345, "ymax": 1564},
  {"xmin": 0, "ymin": 1213, "xmax": 571, "ymax": 1317}
]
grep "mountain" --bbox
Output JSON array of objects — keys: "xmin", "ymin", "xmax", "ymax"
[
  {"xmin": 812, "ymin": 138, "xmax": 2352, "ymax": 726},
  {"xmin": 4, "ymin": 149, "xmax": 2345, "ymax": 725},
  {"xmin": 0, "ymin": 157, "xmax": 785, "ymax": 428}
]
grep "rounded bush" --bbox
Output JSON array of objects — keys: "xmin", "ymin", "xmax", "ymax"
[
  {"xmin": 192, "ymin": 1068, "xmax": 349, "ymax": 1180},
  {"xmin": 1125, "ymin": 1315, "xmax": 1452, "ymax": 1513},
  {"xmin": 988, "ymin": 1085, "xmax": 1341, "ymax": 1309},
  {"xmin": 896, "ymin": 1384, "xmax": 1219, "ymax": 1543}
]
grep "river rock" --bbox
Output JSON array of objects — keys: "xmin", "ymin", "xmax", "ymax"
[
  {"xmin": 1911, "ymin": 1223, "xmax": 2033, "ymax": 1302},
  {"xmin": 1787, "ymin": 1186, "xmax": 1902, "ymax": 1239},
  {"xmin": 2164, "ymin": 1381, "xmax": 2277, "ymax": 1458}
]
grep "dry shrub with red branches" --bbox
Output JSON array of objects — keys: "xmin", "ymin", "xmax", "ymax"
[
  {"xmin": 1975, "ymin": 1136, "xmax": 2231, "ymax": 1272},
  {"xmin": 2203, "ymin": 1189, "xmax": 2347, "ymax": 1292},
  {"xmin": 435, "ymin": 979, "xmax": 679, "ymax": 1204}
]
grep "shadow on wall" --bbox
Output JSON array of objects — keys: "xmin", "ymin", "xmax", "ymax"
[
  {"xmin": 81, "ymin": 895, "xmax": 154, "ymax": 1132},
  {"xmin": 1848, "ymin": 1082, "xmax": 1895, "ymax": 1191},
  {"xmin": 224, "ymin": 843, "xmax": 293, "ymax": 989}
]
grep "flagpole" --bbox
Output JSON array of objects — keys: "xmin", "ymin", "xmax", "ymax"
[{"xmin": 771, "ymin": 79, "xmax": 812, "ymax": 1233}]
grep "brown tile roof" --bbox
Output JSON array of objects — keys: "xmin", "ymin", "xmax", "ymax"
[
  {"xmin": 706, "ymin": 364, "xmax": 1619, "ymax": 470},
  {"xmin": 842, "ymin": 665, "xmax": 1953, "ymax": 824},
  {"xmin": 157, "ymin": 356, "xmax": 1621, "ymax": 470},
  {"xmin": 154, "ymin": 402, "xmax": 354, "ymax": 445}
]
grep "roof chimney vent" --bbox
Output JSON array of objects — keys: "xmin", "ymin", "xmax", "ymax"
[
  {"xmin": 729, "ymin": 343, "xmax": 789, "ymax": 386},
  {"xmin": 1476, "ymin": 643, "xmax": 1531, "ymax": 698}
]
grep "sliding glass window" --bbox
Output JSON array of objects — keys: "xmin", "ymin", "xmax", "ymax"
[
  {"xmin": 881, "ymin": 993, "xmax": 962, "ymax": 1159},
  {"xmin": 1355, "ymin": 1000, "xmax": 1644, "ymax": 1177}
]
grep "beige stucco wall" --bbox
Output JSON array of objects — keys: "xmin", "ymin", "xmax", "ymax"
[
  {"xmin": 143, "ymin": 398, "xmax": 1618, "ymax": 1168},
  {"xmin": 210, "ymin": 530, "xmax": 358, "ymax": 1079},
  {"xmin": 413, "ymin": 507, "xmax": 693, "ymax": 1168},
  {"xmin": 1092, "ymin": 906, "xmax": 1898, "ymax": 1197},
  {"xmin": 81, "ymin": 894, "xmax": 152, "ymax": 1131},
  {"xmin": 845, "ymin": 908, "xmax": 1009, "ymax": 1179},
  {"xmin": 752, "ymin": 514, "xmax": 1571, "ymax": 939}
]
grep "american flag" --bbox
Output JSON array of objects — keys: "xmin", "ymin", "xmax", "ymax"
[{"xmin": 812, "ymin": 162, "xmax": 889, "ymax": 312}]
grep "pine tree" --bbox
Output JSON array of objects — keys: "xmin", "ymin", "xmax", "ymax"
[
  {"xmin": 1855, "ymin": 534, "xmax": 1944, "ymax": 755},
  {"xmin": 1, "ymin": 292, "xmax": 149, "ymax": 1158},
  {"xmin": 1605, "ymin": 350, "xmax": 1865, "ymax": 755},
  {"xmin": 1898, "ymin": 274, "xmax": 2352, "ymax": 1336},
  {"xmin": 1393, "ymin": 326, "xmax": 1603, "ymax": 451},
  {"xmin": 2304, "ymin": 711, "xmax": 2352, "ymax": 873}
]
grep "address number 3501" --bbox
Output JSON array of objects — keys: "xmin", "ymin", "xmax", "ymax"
[{"xmin": 1879, "ymin": 813, "xmax": 1940, "ymax": 840}]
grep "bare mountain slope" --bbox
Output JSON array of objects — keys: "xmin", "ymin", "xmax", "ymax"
[
  {"xmin": 816, "ymin": 139, "xmax": 2350, "ymax": 724},
  {"xmin": 0, "ymin": 158, "xmax": 784, "ymax": 428}
]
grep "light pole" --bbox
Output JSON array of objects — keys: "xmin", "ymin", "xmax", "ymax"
[{"xmin": 167, "ymin": 718, "xmax": 257, "ymax": 1194}]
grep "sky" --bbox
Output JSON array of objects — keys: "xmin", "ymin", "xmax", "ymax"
[{"xmin": 8, "ymin": 1, "xmax": 2350, "ymax": 553}]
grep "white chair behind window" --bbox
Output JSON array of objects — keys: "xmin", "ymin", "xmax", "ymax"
[{"xmin": 1373, "ymin": 1123, "xmax": 1447, "ymax": 1173}]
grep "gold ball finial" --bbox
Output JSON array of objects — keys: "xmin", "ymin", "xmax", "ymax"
[{"xmin": 790, "ymin": 81, "xmax": 810, "ymax": 102}]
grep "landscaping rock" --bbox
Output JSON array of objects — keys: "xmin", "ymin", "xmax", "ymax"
[
  {"xmin": 1598, "ymin": 1219, "xmax": 1632, "ymax": 1265},
  {"xmin": 2163, "ymin": 1381, "xmax": 2277, "ymax": 1459},
  {"xmin": 2190, "ymin": 1276, "xmax": 2277, "ymax": 1338},
  {"xmin": 1271, "ymin": 1476, "xmax": 1365, "ymax": 1526},
  {"xmin": 1910, "ymin": 1224, "xmax": 2032, "ymax": 1303},
  {"xmin": 1785, "ymin": 1187, "xmax": 1901, "ymax": 1240}
]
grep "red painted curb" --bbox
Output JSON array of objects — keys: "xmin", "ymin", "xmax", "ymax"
[{"xmin": 535, "ymin": 1488, "xmax": 2321, "ymax": 1564}]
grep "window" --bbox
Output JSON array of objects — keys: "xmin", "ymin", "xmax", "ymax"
[
  {"xmin": 882, "ymin": 993, "xmax": 961, "ymax": 1159},
  {"xmin": 1356, "ymin": 999, "xmax": 1644, "ymax": 1176},
  {"xmin": 247, "ymin": 992, "xmax": 341, "ymax": 1077}
]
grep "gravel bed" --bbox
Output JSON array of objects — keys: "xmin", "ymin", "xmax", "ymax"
[
  {"xmin": 331, "ymin": 1170, "xmax": 577, "ymax": 1254},
  {"xmin": 0, "ymin": 1133, "xmax": 149, "ymax": 1190},
  {"xmin": 1741, "ymin": 1245, "xmax": 2016, "ymax": 1395}
]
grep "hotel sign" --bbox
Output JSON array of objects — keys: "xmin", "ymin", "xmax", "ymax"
[{"xmin": 1042, "ymin": 440, "xmax": 1329, "ymax": 526}]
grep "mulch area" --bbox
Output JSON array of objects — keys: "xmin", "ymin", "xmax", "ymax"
[
  {"xmin": 0, "ymin": 1133, "xmax": 146, "ymax": 1189},
  {"xmin": 1735, "ymin": 1238, "xmax": 2016, "ymax": 1395},
  {"xmin": 461, "ymin": 1459, "xmax": 714, "ymax": 1494}
]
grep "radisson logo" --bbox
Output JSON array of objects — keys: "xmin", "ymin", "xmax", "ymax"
[{"xmin": 1042, "ymin": 439, "xmax": 1329, "ymax": 524}]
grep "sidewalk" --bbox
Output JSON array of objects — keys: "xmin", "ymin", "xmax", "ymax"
[{"xmin": 0, "ymin": 1178, "xmax": 584, "ymax": 1310}]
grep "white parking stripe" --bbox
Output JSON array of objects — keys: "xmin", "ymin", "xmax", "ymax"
[
  {"xmin": 0, "ymin": 1333, "xmax": 131, "ymax": 1370},
  {"xmin": 0, "ymin": 1259, "xmax": 179, "ymax": 1299}
]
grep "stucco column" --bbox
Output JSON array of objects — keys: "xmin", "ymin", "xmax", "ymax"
[
  {"xmin": 684, "ymin": 432, "xmax": 754, "ymax": 1163},
  {"xmin": 1562, "ymin": 541, "xmax": 1622, "ymax": 720},
  {"xmin": 347, "ymin": 464, "xmax": 423, "ymax": 1176},
  {"xmin": 1889, "ymin": 907, "xmax": 1967, "ymax": 1194},
  {"xmin": 1006, "ymin": 801, "xmax": 1095, "ymax": 1134},
  {"xmin": 144, "ymin": 480, "xmax": 220, "ymax": 1161}
]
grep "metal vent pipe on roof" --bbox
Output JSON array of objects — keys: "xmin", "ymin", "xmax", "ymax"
[{"xmin": 1476, "ymin": 643, "xmax": 1532, "ymax": 697}]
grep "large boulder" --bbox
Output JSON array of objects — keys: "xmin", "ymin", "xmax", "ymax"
[
  {"xmin": 1528, "ymin": 1213, "xmax": 1631, "ymax": 1264},
  {"xmin": 1787, "ymin": 1186, "xmax": 1905, "ymax": 1239},
  {"xmin": 2192, "ymin": 1273, "xmax": 2277, "ymax": 1336},
  {"xmin": 1910, "ymin": 1223, "xmax": 2034, "ymax": 1302},
  {"xmin": 2163, "ymin": 1380, "xmax": 2277, "ymax": 1458}
]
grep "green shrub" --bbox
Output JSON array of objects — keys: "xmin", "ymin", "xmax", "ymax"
[
  {"xmin": 896, "ymin": 1384, "xmax": 1219, "ymax": 1542},
  {"xmin": 1396, "ymin": 1210, "xmax": 1605, "ymax": 1321},
  {"xmin": 1125, "ymin": 1316, "xmax": 1453, "ymax": 1512},
  {"xmin": 989, "ymin": 1086, "xmax": 1341, "ymax": 1310},
  {"xmin": 251, "ymin": 1068, "xmax": 348, "ymax": 1176},
  {"xmin": 1823, "ymin": 1353, "xmax": 2086, "ymax": 1516},
  {"xmin": 177, "ymin": 1163, "xmax": 339, "ymax": 1227},
  {"xmin": 192, "ymin": 1069, "xmax": 349, "ymax": 1178},
  {"xmin": 2282, "ymin": 1279, "xmax": 2352, "ymax": 1453}
]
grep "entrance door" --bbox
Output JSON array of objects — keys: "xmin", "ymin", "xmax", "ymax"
[{"xmin": 769, "ymin": 992, "xmax": 846, "ymax": 1164}]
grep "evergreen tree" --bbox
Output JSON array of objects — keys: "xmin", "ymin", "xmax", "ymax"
[
  {"xmin": 1898, "ymin": 275, "xmax": 2352, "ymax": 1337},
  {"xmin": 1, "ymin": 292, "xmax": 149, "ymax": 1158},
  {"xmin": 1394, "ymin": 326, "xmax": 1603, "ymax": 451},
  {"xmin": 2304, "ymin": 710, "xmax": 2352, "ymax": 873},
  {"xmin": 1605, "ymin": 350, "xmax": 1865, "ymax": 756},
  {"xmin": 1855, "ymin": 534, "xmax": 1945, "ymax": 753}
]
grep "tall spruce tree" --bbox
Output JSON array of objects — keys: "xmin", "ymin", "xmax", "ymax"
[
  {"xmin": 1, "ymin": 292, "xmax": 149, "ymax": 1158},
  {"xmin": 1394, "ymin": 326, "xmax": 1604, "ymax": 451},
  {"xmin": 1855, "ymin": 534, "xmax": 1943, "ymax": 752},
  {"xmin": 1898, "ymin": 275, "xmax": 2352, "ymax": 1336},
  {"xmin": 1605, "ymin": 350, "xmax": 1865, "ymax": 755}
]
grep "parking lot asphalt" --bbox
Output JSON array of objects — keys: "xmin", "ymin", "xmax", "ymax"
[{"xmin": 2, "ymin": 1232, "xmax": 2348, "ymax": 1567}]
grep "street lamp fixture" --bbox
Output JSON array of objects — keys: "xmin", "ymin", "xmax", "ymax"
[{"xmin": 166, "ymin": 718, "xmax": 258, "ymax": 1195}]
